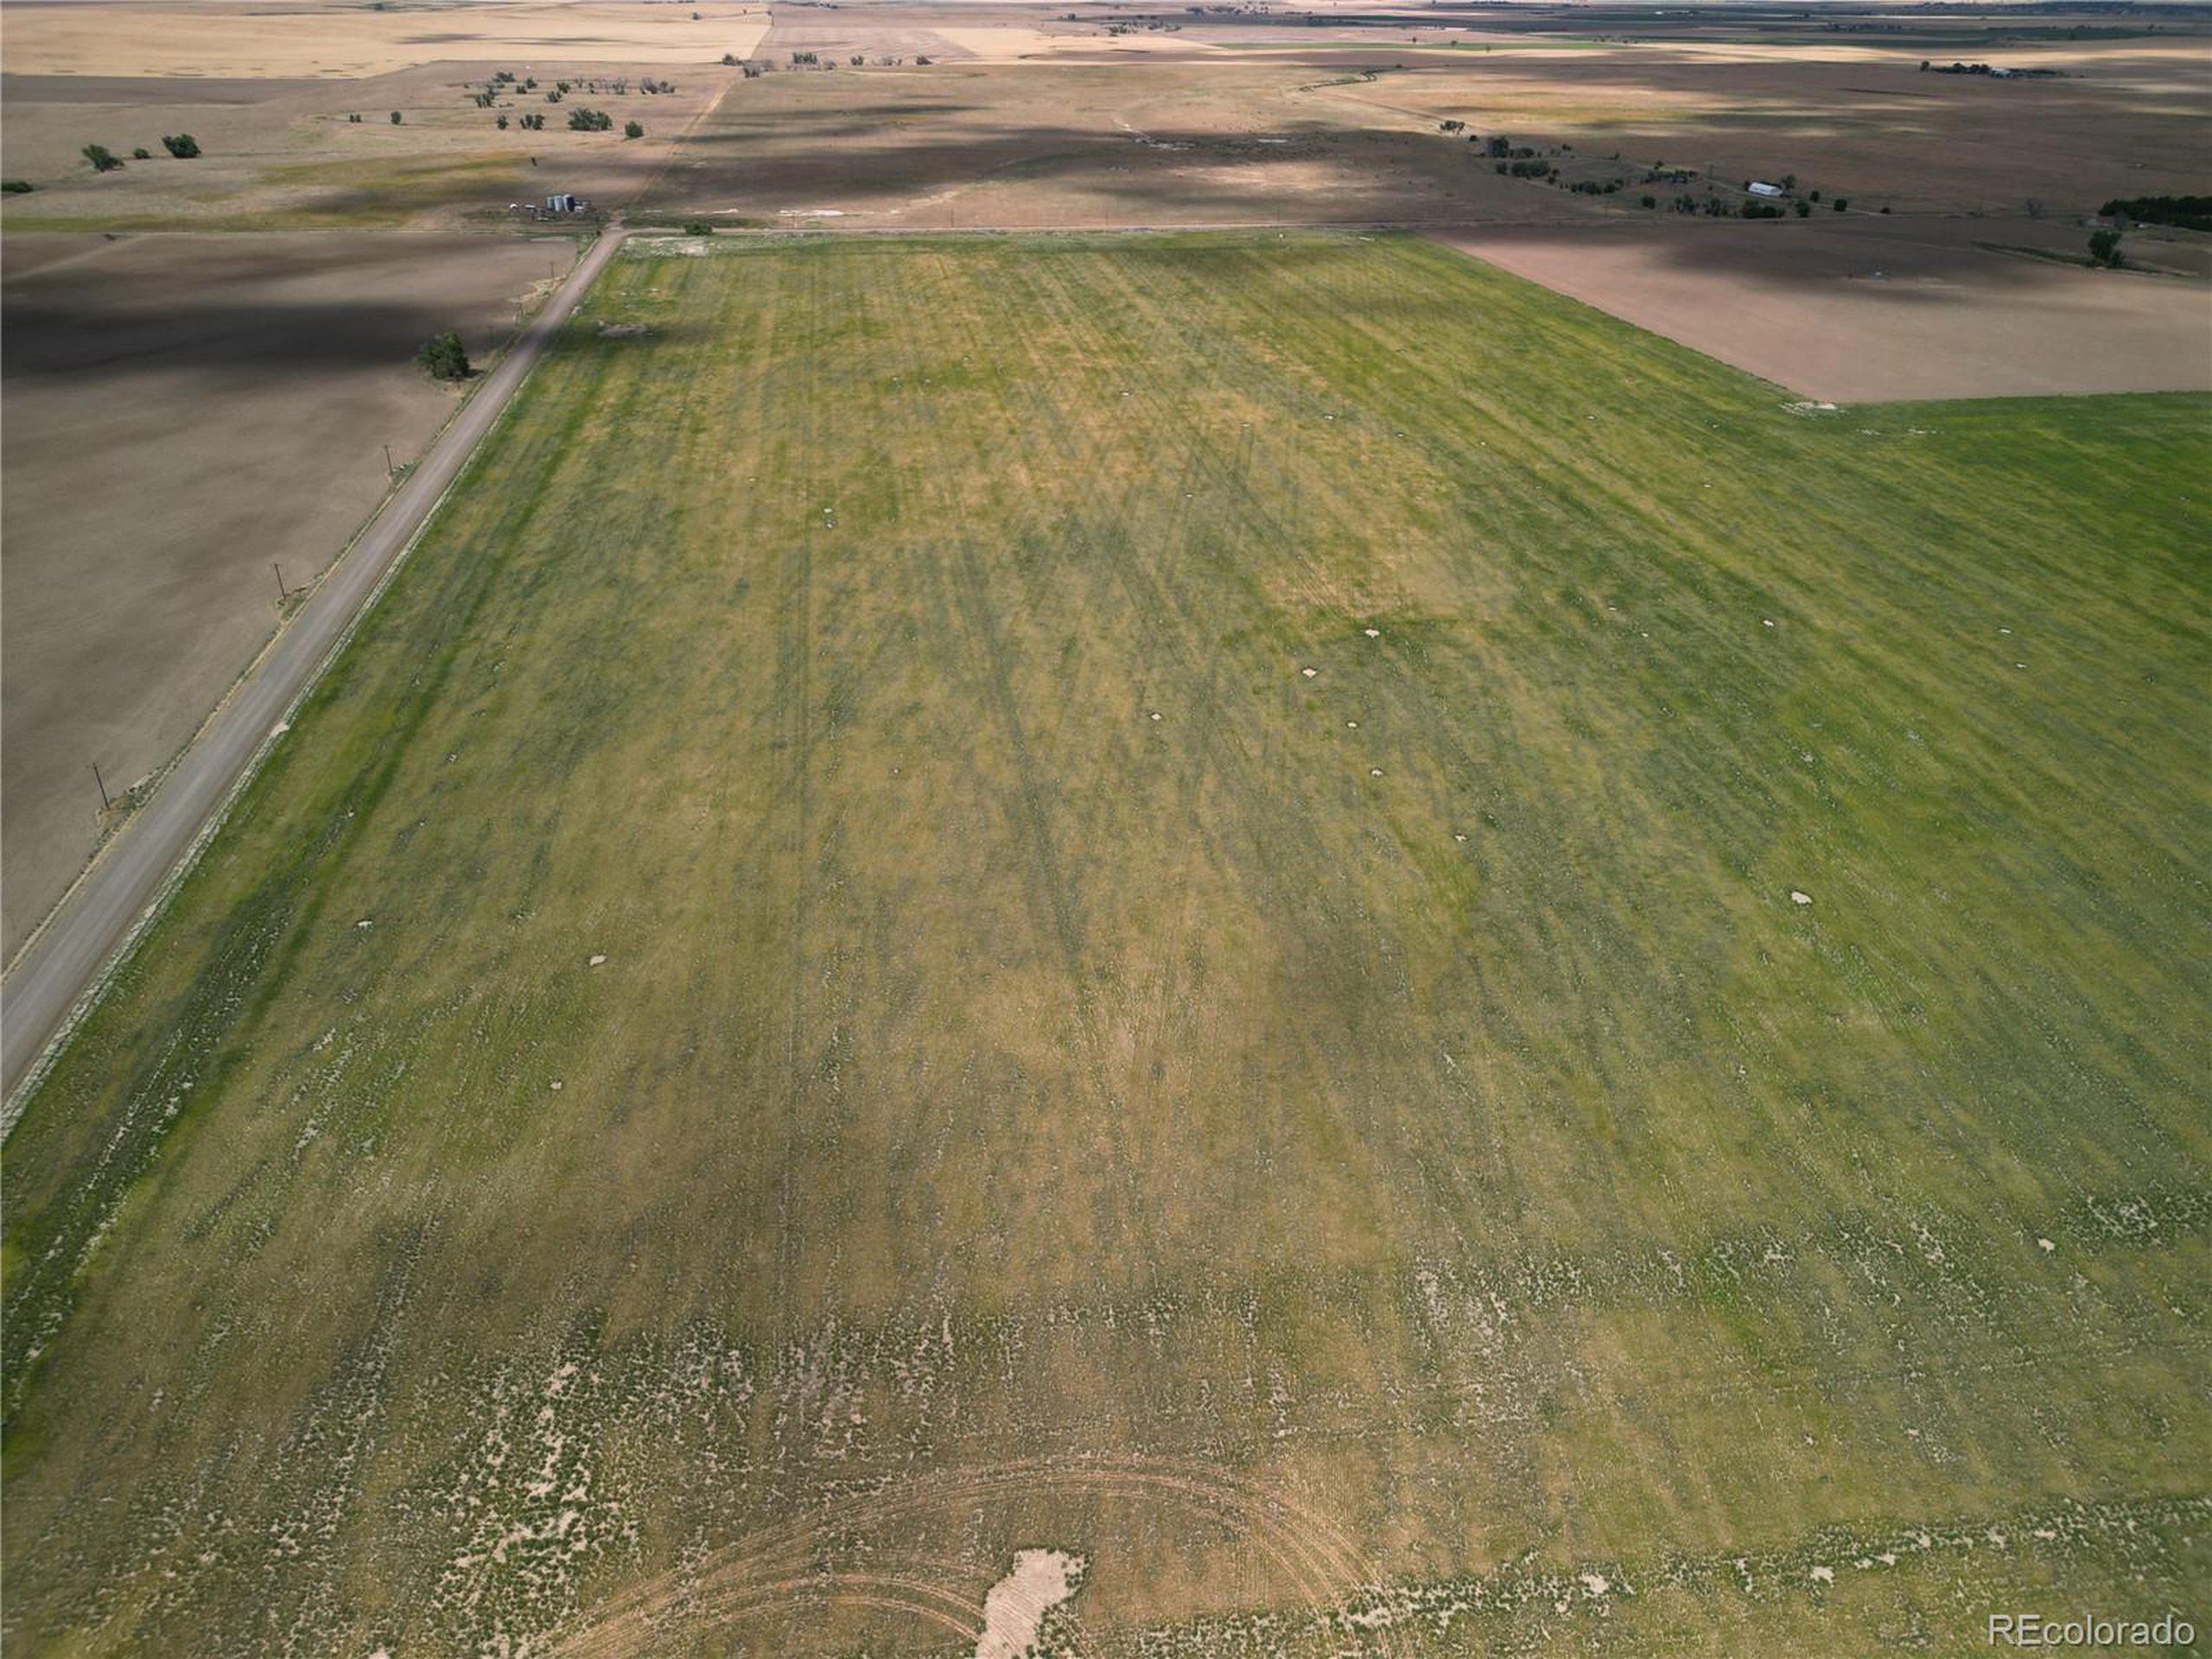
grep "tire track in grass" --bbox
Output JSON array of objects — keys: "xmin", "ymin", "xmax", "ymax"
[
  {"xmin": 905, "ymin": 245, "xmax": 1160, "ymax": 1274},
  {"xmin": 549, "ymin": 1453, "xmax": 1406, "ymax": 1658}
]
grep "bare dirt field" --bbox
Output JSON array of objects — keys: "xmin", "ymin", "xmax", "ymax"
[
  {"xmin": 639, "ymin": 55, "xmax": 1590, "ymax": 227},
  {"xmin": 1437, "ymin": 214, "xmax": 2212, "ymax": 402},
  {"xmin": 0, "ymin": 0, "xmax": 770, "ymax": 79},
  {"xmin": 1340, "ymin": 38, "xmax": 2211, "ymax": 217},
  {"xmin": 0, "ymin": 229, "xmax": 572, "ymax": 957},
  {"xmin": 1, "ymin": 60, "xmax": 740, "ymax": 228}
]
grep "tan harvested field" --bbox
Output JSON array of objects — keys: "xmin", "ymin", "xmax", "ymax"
[
  {"xmin": 1, "ymin": 60, "xmax": 740, "ymax": 229},
  {"xmin": 0, "ymin": 0, "xmax": 770, "ymax": 79},
  {"xmin": 638, "ymin": 55, "xmax": 1590, "ymax": 227},
  {"xmin": 1439, "ymin": 214, "xmax": 2212, "ymax": 402},
  {"xmin": 1341, "ymin": 39, "xmax": 2212, "ymax": 217},
  {"xmin": 0, "ymin": 229, "xmax": 573, "ymax": 957}
]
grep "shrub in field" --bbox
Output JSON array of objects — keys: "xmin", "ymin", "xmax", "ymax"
[
  {"xmin": 625, "ymin": 120, "xmax": 644, "ymax": 139},
  {"xmin": 683, "ymin": 220, "xmax": 715, "ymax": 235},
  {"xmin": 2, "ymin": 179, "xmax": 35, "ymax": 193},
  {"xmin": 568, "ymin": 107, "xmax": 614, "ymax": 131},
  {"xmin": 416, "ymin": 330, "xmax": 470, "ymax": 381},
  {"xmin": 84, "ymin": 144, "xmax": 123, "ymax": 171},
  {"xmin": 2088, "ymin": 228, "xmax": 2125, "ymax": 267},
  {"xmin": 162, "ymin": 133, "xmax": 200, "ymax": 158},
  {"xmin": 1833, "ymin": 197, "xmax": 1847, "ymax": 211},
  {"xmin": 497, "ymin": 114, "xmax": 509, "ymax": 130},
  {"xmin": 131, "ymin": 147, "xmax": 151, "ymax": 160},
  {"xmin": 390, "ymin": 111, "xmax": 404, "ymax": 124}
]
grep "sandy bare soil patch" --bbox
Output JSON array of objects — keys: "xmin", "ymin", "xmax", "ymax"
[
  {"xmin": 1434, "ymin": 215, "xmax": 2212, "ymax": 401},
  {"xmin": 0, "ymin": 229, "xmax": 570, "ymax": 955},
  {"xmin": 0, "ymin": 0, "xmax": 769, "ymax": 79}
]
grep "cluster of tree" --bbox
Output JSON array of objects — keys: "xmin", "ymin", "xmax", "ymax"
[
  {"xmin": 516, "ymin": 111, "xmax": 547, "ymax": 131},
  {"xmin": 2088, "ymin": 228, "xmax": 2126, "ymax": 267},
  {"xmin": 78, "ymin": 133, "xmax": 200, "ymax": 170},
  {"xmin": 638, "ymin": 77, "xmax": 677, "ymax": 94},
  {"xmin": 1499, "ymin": 159, "xmax": 1552, "ymax": 179},
  {"xmin": 3, "ymin": 178, "xmax": 35, "ymax": 193},
  {"xmin": 1919, "ymin": 60, "xmax": 2061, "ymax": 77},
  {"xmin": 416, "ymin": 330, "xmax": 470, "ymax": 381},
  {"xmin": 2101, "ymin": 194, "xmax": 2212, "ymax": 232},
  {"xmin": 567, "ymin": 107, "xmax": 615, "ymax": 131},
  {"xmin": 1436, "ymin": 118, "xmax": 1466, "ymax": 134},
  {"xmin": 790, "ymin": 50, "xmax": 821, "ymax": 65}
]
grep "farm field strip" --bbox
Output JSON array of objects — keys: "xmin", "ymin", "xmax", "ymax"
[{"xmin": 2, "ymin": 232, "xmax": 2206, "ymax": 1656}]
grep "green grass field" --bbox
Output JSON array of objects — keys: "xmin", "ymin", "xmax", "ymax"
[{"xmin": 3, "ymin": 231, "xmax": 2207, "ymax": 1656}]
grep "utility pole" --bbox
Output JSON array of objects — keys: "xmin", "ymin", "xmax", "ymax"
[
  {"xmin": 384, "ymin": 443, "xmax": 396, "ymax": 477},
  {"xmin": 92, "ymin": 762, "xmax": 111, "ymax": 812},
  {"xmin": 275, "ymin": 563, "xmax": 288, "ymax": 601}
]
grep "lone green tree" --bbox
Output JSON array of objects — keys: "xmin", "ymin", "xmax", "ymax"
[
  {"xmin": 389, "ymin": 110, "xmax": 404, "ymax": 125},
  {"xmin": 162, "ymin": 133, "xmax": 201, "ymax": 158},
  {"xmin": 624, "ymin": 119, "xmax": 644, "ymax": 139},
  {"xmin": 2088, "ymin": 228, "xmax": 2125, "ymax": 267},
  {"xmin": 82, "ymin": 143, "xmax": 122, "ymax": 172},
  {"xmin": 416, "ymin": 329, "xmax": 470, "ymax": 381}
]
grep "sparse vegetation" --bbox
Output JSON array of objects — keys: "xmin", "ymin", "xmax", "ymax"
[{"xmin": 4, "ymin": 232, "xmax": 2204, "ymax": 1657}]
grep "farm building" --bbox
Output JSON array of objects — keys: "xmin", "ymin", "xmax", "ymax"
[{"xmin": 1748, "ymin": 181, "xmax": 1784, "ymax": 198}]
